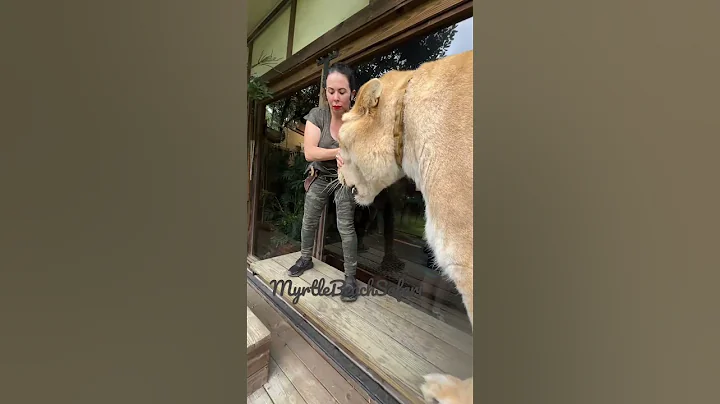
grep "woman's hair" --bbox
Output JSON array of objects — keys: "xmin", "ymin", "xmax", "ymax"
[{"xmin": 326, "ymin": 63, "xmax": 357, "ymax": 92}]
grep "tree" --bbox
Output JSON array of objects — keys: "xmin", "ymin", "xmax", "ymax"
[
  {"xmin": 354, "ymin": 24, "xmax": 458, "ymax": 87},
  {"xmin": 258, "ymin": 22, "xmax": 459, "ymax": 251},
  {"xmin": 264, "ymin": 23, "xmax": 458, "ymax": 133},
  {"xmin": 265, "ymin": 83, "xmax": 320, "ymax": 132}
]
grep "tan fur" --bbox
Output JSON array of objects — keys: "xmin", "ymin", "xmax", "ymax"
[{"xmin": 337, "ymin": 50, "xmax": 473, "ymax": 404}]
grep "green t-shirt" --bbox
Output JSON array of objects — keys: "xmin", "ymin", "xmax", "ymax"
[{"xmin": 304, "ymin": 105, "xmax": 338, "ymax": 176}]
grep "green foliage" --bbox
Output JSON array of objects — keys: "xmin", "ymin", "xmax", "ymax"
[
  {"xmin": 250, "ymin": 51, "xmax": 308, "ymax": 251},
  {"xmin": 249, "ymin": 76, "xmax": 274, "ymax": 102},
  {"xmin": 255, "ymin": 22, "xmax": 460, "ymax": 251},
  {"xmin": 260, "ymin": 146, "xmax": 307, "ymax": 242},
  {"xmin": 248, "ymin": 51, "xmax": 282, "ymax": 102},
  {"xmin": 265, "ymin": 83, "xmax": 320, "ymax": 132},
  {"xmin": 354, "ymin": 25, "xmax": 457, "ymax": 87}
]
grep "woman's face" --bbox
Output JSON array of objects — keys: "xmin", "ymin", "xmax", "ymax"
[{"xmin": 325, "ymin": 72, "xmax": 354, "ymax": 113}]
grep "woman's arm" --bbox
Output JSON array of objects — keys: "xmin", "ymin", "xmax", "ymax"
[{"xmin": 304, "ymin": 121, "xmax": 339, "ymax": 162}]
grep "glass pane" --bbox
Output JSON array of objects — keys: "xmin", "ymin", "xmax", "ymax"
[
  {"xmin": 322, "ymin": 17, "xmax": 474, "ymax": 332},
  {"xmin": 254, "ymin": 83, "xmax": 320, "ymax": 259}
]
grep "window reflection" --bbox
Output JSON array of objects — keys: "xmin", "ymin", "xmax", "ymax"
[
  {"xmin": 323, "ymin": 17, "xmax": 474, "ymax": 332},
  {"xmin": 255, "ymin": 84, "xmax": 320, "ymax": 260}
]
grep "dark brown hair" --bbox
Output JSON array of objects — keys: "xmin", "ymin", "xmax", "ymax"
[{"xmin": 326, "ymin": 63, "xmax": 357, "ymax": 92}]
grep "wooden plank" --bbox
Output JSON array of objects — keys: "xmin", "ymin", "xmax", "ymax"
[
  {"xmin": 404, "ymin": 291, "xmax": 469, "ymax": 328},
  {"xmin": 249, "ymin": 350, "xmax": 271, "ymax": 377},
  {"xmin": 247, "ymin": 101, "xmax": 256, "ymax": 226},
  {"xmin": 248, "ymin": 386, "xmax": 274, "ymax": 404},
  {"xmin": 253, "ymin": 260, "xmax": 430, "ymax": 403},
  {"xmin": 250, "ymin": 267, "xmax": 396, "ymax": 403},
  {"xmin": 247, "ymin": 307, "xmax": 270, "ymax": 394},
  {"xmin": 324, "ymin": 243, "xmax": 464, "ymax": 309},
  {"xmin": 251, "ymin": 290, "xmax": 339, "ymax": 404},
  {"xmin": 267, "ymin": 0, "xmax": 470, "ymax": 98},
  {"xmin": 259, "ymin": 0, "xmax": 425, "ymax": 83},
  {"xmin": 248, "ymin": 364, "xmax": 270, "ymax": 397},
  {"xmin": 247, "ymin": 305, "xmax": 272, "ymax": 392},
  {"xmin": 272, "ymin": 254, "xmax": 473, "ymax": 379},
  {"xmin": 277, "ymin": 253, "xmax": 473, "ymax": 351},
  {"xmin": 251, "ymin": 258, "xmax": 445, "ymax": 403},
  {"xmin": 356, "ymin": 235, "xmax": 427, "ymax": 266},
  {"xmin": 275, "ymin": 329, "xmax": 372, "ymax": 404},
  {"xmin": 402, "ymin": 294, "xmax": 471, "ymax": 333},
  {"xmin": 248, "ymin": 103, "xmax": 264, "ymax": 255},
  {"xmin": 274, "ymin": 252, "xmax": 473, "ymax": 355},
  {"xmin": 248, "ymin": 306, "xmax": 272, "ymax": 354},
  {"xmin": 249, "ymin": 254, "xmax": 261, "ymax": 265},
  {"xmin": 322, "ymin": 248, "xmax": 472, "ymax": 333},
  {"xmin": 338, "ymin": 0, "xmax": 471, "ymax": 68},
  {"xmin": 248, "ymin": 41, "xmax": 254, "ymax": 79},
  {"xmin": 273, "ymin": 340, "xmax": 339, "ymax": 404},
  {"xmin": 357, "ymin": 246, "xmax": 463, "ymax": 303},
  {"xmin": 247, "ymin": 283, "xmax": 371, "ymax": 404},
  {"xmin": 311, "ymin": 63, "xmax": 327, "ymax": 260},
  {"xmin": 286, "ymin": 0, "xmax": 297, "ymax": 59},
  {"xmin": 269, "ymin": 63, "xmax": 326, "ymax": 102},
  {"xmin": 326, "ymin": 242, "xmax": 456, "ymax": 293},
  {"xmin": 264, "ymin": 357, "xmax": 309, "ymax": 404}
]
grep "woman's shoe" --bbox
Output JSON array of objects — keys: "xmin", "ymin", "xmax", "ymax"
[
  {"xmin": 340, "ymin": 275, "xmax": 359, "ymax": 302},
  {"xmin": 288, "ymin": 257, "xmax": 313, "ymax": 277}
]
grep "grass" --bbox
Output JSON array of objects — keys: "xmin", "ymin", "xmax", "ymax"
[{"xmin": 394, "ymin": 212, "xmax": 426, "ymax": 239}]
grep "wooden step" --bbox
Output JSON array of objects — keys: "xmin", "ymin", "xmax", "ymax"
[
  {"xmin": 247, "ymin": 306, "xmax": 271, "ymax": 396},
  {"xmin": 251, "ymin": 252, "xmax": 474, "ymax": 404}
]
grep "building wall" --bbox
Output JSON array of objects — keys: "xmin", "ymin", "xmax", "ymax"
[
  {"xmin": 250, "ymin": 4, "xmax": 291, "ymax": 77},
  {"xmin": 248, "ymin": 0, "xmax": 285, "ymax": 34},
  {"xmin": 282, "ymin": 128, "xmax": 305, "ymax": 151},
  {"xmin": 250, "ymin": 0, "xmax": 368, "ymax": 77},
  {"xmin": 292, "ymin": 0, "xmax": 369, "ymax": 55}
]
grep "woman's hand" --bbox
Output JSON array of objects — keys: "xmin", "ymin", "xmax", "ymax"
[
  {"xmin": 304, "ymin": 122, "xmax": 341, "ymax": 162},
  {"xmin": 336, "ymin": 152, "xmax": 344, "ymax": 168}
]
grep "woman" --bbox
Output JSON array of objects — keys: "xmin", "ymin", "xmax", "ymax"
[{"xmin": 287, "ymin": 63, "xmax": 360, "ymax": 303}]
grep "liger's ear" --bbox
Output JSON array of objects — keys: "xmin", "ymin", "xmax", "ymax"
[{"xmin": 359, "ymin": 78, "xmax": 383, "ymax": 109}]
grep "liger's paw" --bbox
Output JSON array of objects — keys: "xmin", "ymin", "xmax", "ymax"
[{"xmin": 420, "ymin": 374, "xmax": 473, "ymax": 404}]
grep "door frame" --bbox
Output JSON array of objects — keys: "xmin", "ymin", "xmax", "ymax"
[{"xmin": 247, "ymin": 0, "xmax": 472, "ymax": 259}]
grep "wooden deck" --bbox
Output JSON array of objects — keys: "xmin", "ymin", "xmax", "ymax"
[
  {"xmin": 324, "ymin": 242, "xmax": 470, "ymax": 332},
  {"xmin": 247, "ymin": 306, "xmax": 271, "ymax": 395},
  {"xmin": 249, "ymin": 252, "xmax": 474, "ymax": 404},
  {"xmin": 247, "ymin": 281, "xmax": 373, "ymax": 404}
]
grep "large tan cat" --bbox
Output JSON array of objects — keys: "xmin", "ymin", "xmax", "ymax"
[{"xmin": 337, "ymin": 50, "xmax": 473, "ymax": 404}]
